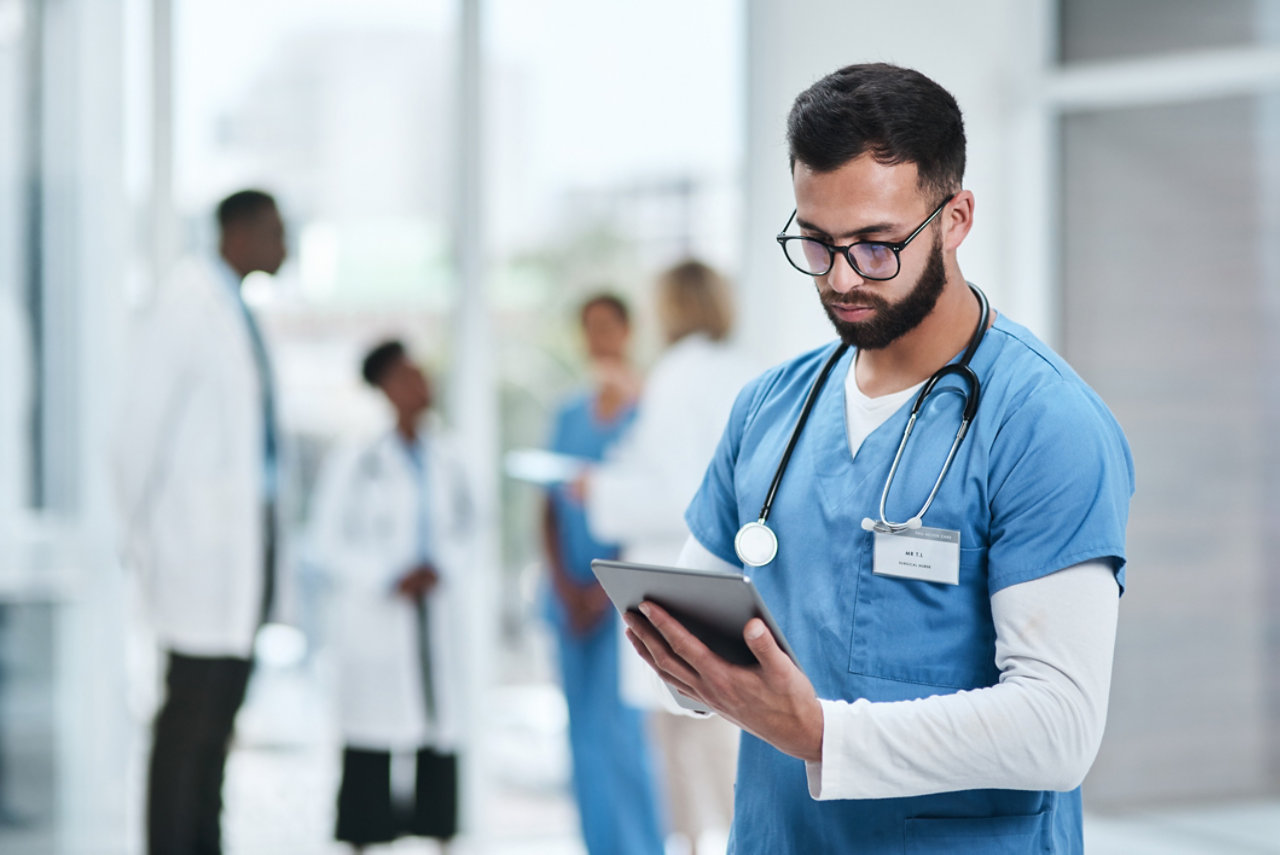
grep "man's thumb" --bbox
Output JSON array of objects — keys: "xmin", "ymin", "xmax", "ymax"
[{"xmin": 744, "ymin": 618, "xmax": 784, "ymax": 668}]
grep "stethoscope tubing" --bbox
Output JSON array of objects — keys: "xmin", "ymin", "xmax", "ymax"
[
  {"xmin": 752, "ymin": 341, "xmax": 850, "ymax": 526},
  {"xmin": 874, "ymin": 285, "xmax": 988, "ymax": 532},
  {"xmin": 738, "ymin": 284, "xmax": 990, "ymax": 563}
]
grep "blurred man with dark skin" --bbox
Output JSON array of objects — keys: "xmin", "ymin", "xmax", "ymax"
[
  {"xmin": 540, "ymin": 295, "xmax": 664, "ymax": 855},
  {"xmin": 114, "ymin": 189, "xmax": 287, "ymax": 855},
  {"xmin": 310, "ymin": 341, "xmax": 473, "ymax": 852},
  {"xmin": 219, "ymin": 191, "xmax": 287, "ymax": 281}
]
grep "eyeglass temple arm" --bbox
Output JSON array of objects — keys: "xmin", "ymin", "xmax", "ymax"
[{"xmin": 777, "ymin": 209, "xmax": 797, "ymax": 239}]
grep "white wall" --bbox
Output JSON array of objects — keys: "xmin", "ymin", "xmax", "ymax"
[{"xmin": 740, "ymin": 0, "xmax": 1055, "ymax": 365}]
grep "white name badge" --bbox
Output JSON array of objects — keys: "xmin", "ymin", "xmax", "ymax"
[{"xmin": 872, "ymin": 526, "xmax": 961, "ymax": 585}]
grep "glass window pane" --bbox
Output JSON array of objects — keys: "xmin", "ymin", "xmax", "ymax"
[
  {"xmin": 0, "ymin": 0, "xmax": 33, "ymax": 515},
  {"xmin": 0, "ymin": 6, "xmax": 57, "ymax": 843},
  {"xmin": 485, "ymin": 0, "xmax": 745, "ymax": 594},
  {"xmin": 173, "ymin": 0, "xmax": 456, "ymax": 505},
  {"xmin": 1059, "ymin": 0, "xmax": 1273, "ymax": 65}
]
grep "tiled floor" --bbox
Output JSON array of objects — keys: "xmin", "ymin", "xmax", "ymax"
[
  {"xmin": 1, "ymin": 670, "xmax": 1277, "ymax": 854},
  {"xmin": 171, "ymin": 696, "xmax": 1280, "ymax": 855},
  {"xmin": 1084, "ymin": 799, "xmax": 1280, "ymax": 854},
  {"xmin": 223, "ymin": 739, "xmax": 1280, "ymax": 854}
]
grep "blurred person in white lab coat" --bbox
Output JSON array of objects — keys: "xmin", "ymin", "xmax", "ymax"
[
  {"xmin": 309, "ymin": 340, "xmax": 473, "ymax": 852},
  {"xmin": 581, "ymin": 260, "xmax": 757, "ymax": 855},
  {"xmin": 113, "ymin": 189, "xmax": 286, "ymax": 855}
]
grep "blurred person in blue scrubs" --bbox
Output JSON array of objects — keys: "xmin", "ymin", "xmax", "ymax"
[
  {"xmin": 623, "ymin": 64, "xmax": 1134, "ymax": 854},
  {"xmin": 580, "ymin": 261, "xmax": 756, "ymax": 855},
  {"xmin": 541, "ymin": 294, "xmax": 665, "ymax": 855},
  {"xmin": 309, "ymin": 340, "xmax": 472, "ymax": 852},
  {"xmin": 113, "ymin": 189, "xmax": 285, "ymax": 855}
]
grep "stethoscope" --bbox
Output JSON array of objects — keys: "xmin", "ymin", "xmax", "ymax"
[{"xmin": 734, "ymin": 284, "xmax": 990, "ymax": 567}]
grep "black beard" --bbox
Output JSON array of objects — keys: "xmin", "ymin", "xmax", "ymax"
[{"xmin": 820, "ymin": 236, "xmax": 946, "ymax": 350}]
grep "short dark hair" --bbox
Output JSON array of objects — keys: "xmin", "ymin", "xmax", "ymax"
[
  {"xmin": 579, "ymin": 292, "xmax": 630, "ymax": 327},
  {"xmin": 361, "ymin": 339, "xmax": 406, "ymax": 387},
  {"xmin": 787, "ymin": 63, "xmax": 965, "ymax": 200},
  {"xmin": 216, "ymin": 189, "xmax": 277, "ymax": 231}
]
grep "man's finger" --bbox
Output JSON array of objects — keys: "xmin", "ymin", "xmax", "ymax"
[
  {"xmin": 624, "ymin": 611, "xmax": 702, "ymax": 689},
  {"xmin": 637, "ymin": 601, "xmax": 719, "ymax": 670},
  {"xmin": 743, "ymin": 618, "xmax": 793, "ymax": 675},
  {"xmin": 624, "ymin": 628, "xmax": 699, "ymax": 699}
]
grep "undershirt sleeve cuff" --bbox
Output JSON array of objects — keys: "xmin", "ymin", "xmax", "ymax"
[
  {"xmin": 806, "ymin": 697, "xmax": 868, "ymax": 801},
  {"xmin": 676, "ymin": 529, "xmax": 741, "ymax": 574}
]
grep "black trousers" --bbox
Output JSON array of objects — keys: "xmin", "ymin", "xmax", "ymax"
[
  {"xmin": 146, "ymin": 652, "xmax": 252, "ymax": 855},
  {"xmin": 335, "ymin": 746, "xmax": 459, "ymax": 845}
]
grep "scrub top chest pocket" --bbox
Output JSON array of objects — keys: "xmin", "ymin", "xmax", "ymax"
[{"xmin": 848, "ymin": 538, "xmax": 999, "ymax": 692}]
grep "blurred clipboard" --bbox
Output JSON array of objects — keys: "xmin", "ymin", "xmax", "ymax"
[{"xmin": 503, "ymin": 448, "xmax": 590, "ymax": 486}]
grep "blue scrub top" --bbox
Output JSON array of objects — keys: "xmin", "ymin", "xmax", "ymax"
[
  {"xmin": 544, "ymin": 392, "xmax": 637, "ymax": 622},
  {"xmin": 685, "ymin": 312, "xmax": 1134, "ymax": 854},
  {"xmin": 217, "ymin": 259, "xmax": 279, "ymax": 503}
]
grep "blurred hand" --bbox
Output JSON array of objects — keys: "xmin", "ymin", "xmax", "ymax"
[
  {"xmin": 396, "ymin": 564, "xmax": 440, "ymax": 600},
  {"xmin": 567, "ymin": 582, "xmax": 612, "ymax": 636},
  {"xmin": 565, "ymin": 472, "xmax": 588, "ymax": 504},
  {"xmin": 593, "ymin": 357, "xmax": 642, "ymax": 403}
]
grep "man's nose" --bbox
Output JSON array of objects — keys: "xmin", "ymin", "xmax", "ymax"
[{"xmin": 825, "ymin": 249, "xmax": 866, "ymax": 294}]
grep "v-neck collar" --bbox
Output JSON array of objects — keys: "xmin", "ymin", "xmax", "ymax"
[{"xmin": 808, "ymin": 312, "xmax": 1003, "ymax": 517}]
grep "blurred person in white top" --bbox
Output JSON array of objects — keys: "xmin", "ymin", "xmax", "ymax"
[
  {"xmin": 113, "ymin": 189, "xmax": 285, "ymax": 855},
  {"xmin": 580, "ymin": 260, "xmax": 757, "ymax": 855},
  {"xmin": 308, "ymin": 340, "xmax": 473, "ymax": 851}
]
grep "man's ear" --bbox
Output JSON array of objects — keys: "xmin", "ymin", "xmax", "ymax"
[{"xmin": 942, "ymin": 190, "xmax": 975, "ymax": 252}]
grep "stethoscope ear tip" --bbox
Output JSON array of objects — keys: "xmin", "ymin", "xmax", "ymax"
[
  {"xmin": 860, "ymin": 517, "xmax": 877, "ymax": 532},
  {"xmin": 906, "ymin": 517, "xmax": 923, "ymax": 530}
]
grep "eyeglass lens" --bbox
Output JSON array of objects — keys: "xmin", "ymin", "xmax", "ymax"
[{"xmin": 784, "ymin": 238, "xmax": 899, "ymax": 279}]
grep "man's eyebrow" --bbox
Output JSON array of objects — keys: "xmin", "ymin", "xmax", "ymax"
[{"xmin": 794, "ymin": 216, "xmax": 899, "ymax": 240}]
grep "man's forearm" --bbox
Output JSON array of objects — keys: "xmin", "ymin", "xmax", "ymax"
[{"xmin": 806, "ymin": 561, "xmax": 1119, "ymax": 800}]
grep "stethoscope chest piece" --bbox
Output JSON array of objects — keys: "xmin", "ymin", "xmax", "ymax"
[{"xmin": 735, "ymin": 520, "xmax": 779, "ymax": 567}]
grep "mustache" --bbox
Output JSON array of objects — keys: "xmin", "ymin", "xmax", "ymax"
[{"xmin": 820, "ymin": 290, "xmax": 889, "ymax": 310}]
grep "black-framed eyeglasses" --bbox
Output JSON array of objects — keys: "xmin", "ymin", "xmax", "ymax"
[{"xmin": 776, "ymin": 194, "xmax": 955, "ymax": 281}]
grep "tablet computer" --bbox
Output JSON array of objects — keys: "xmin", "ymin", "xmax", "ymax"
[{"xmin": 590, "ymin": 558, "xmax": 799, "ymax": 713}]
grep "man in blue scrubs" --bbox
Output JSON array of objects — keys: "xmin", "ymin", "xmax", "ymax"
[
  {"xmin": 542, "ymin": 294, "xmax": 665, "ymax": 855},
  {"xmin": 623, "ymin": 64, "xmax": 1133, "ymax": 853}
]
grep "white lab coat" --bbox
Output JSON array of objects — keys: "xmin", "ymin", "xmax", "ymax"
[
  {"xmin": 587, "ymin": 334, "xmax": 757, "ymax": 709},
  {"xmin": 113, "ymin": 258, "xmax": 273, "ymax": 658},
  {"xmin": 309, "ymin": 425, "xmax": 473, "ymax": 751},
  {"xmin": 587, "ymin": 333, "xmax": 756, "ymax": 566}
]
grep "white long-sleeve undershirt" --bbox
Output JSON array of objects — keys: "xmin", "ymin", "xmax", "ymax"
[
  {"xmin": 675, "ymin": 537, "xmax": 1118, "ymax": 799},
  {"xmin": 671, "ymin": 354, "xmax": 1121, "ymax": 799}
]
